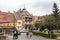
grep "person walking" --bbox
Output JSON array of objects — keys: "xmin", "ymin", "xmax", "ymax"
[
  {"xmin": 13, "ymin": 30, "xmax": 16, "ymax": 39},
  {"xmin": 29, "ymin": 32, "xmax": 32, "ymax": 38},
  {"xmin": 13, "ymin": 29, "xmax": 18, "ymax": 39},
  {"xmin": 26, "ymin": 32, "xmax": 29, "ymax": 38},
  {"xmin": 16, "ymin": 30, "xmax": 18, "ymax": 39}
]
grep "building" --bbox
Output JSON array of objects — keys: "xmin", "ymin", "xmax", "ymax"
[
  {"xmin": 14, "ymin": 8, "xmax": 33, "ymax": 30},
  {"xmin": 15, "ymin": 20, "xmax": 22, "ymax": 30},
  {"xmin": 33, "ymin": 16, "xmax": 45, "ymax": 22},
  {"xmin": 0, "ymin": 11, "xmax": 15, "ymax": 33},
  {"xmin": 14, "ymin": 9, "xmax": 23, "ymax": 30}
]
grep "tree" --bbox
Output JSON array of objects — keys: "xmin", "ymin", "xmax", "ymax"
[
  {"xmin": 34, "ymin": 22, "xmax": 41, "ymax": 29},
  {"xmin": 45, "ymin": 15, "xmax": 55, "ymax": 30},
  {"xmin": 52, "ymin": 2, "xmax": 59, "ymax": 32},
  {"xmin": 53, "ymin": 3, "xmax": 59, "ymax": 17},
  {"xmin": 34, "ymin": 21, "xmax": 46, "ymax": 31},
  {"xmin": 44, "ymin": 15, "xmax": 55, "ymax": 39}
]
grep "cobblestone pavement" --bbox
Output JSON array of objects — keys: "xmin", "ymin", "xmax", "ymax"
[{"xmin": 7, "ymin": 33, "xmax": 56, "ymax": 40}]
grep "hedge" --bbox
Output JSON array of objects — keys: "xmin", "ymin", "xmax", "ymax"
[{"xmin": 32, "ymin": 31, "xmax": 57, "ymax": 39}]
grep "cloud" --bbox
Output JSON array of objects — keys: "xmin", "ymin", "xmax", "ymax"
[
  {"xmin": 26, "ymin": 0, "xmax": 60, "ymax": 16},
  {"xmin": 0, "ymin": 0, "xmax": 60, "ymax": 16}
]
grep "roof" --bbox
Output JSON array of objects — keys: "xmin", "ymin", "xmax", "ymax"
[
  {"xmin": 14, "ymin": 8, "xmax": 33, "ymax": 20},
  {"xmin": 0, "ymin": 11, "xmax": 15, "ymax": 23},
  {"xmin": 0, "ymin": 20, "xmax": 10, "ymax": 23}
]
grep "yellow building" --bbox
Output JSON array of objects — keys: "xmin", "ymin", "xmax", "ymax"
[
  {"xmin": 0, "ymin": 22, "xmax": 14, "ymax": 27},
  {"xmin": 15, "ymin": 20, "xmax": 22, "ymax": 30},
  {"xmin": 0, "ymin": 11, "xmax": 15, "ymax": 34}
]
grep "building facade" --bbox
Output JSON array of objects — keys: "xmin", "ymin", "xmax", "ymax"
[
  {"xmin": 14, "ymin": 8, "xmax": 33, "ymax": 30},
  {"xmin": 15, "ymin": 20, "xmax": 22, "ymax": 30},
  {"xmin": 0, "ymin": 11, "xmax": 15, "ymax": 34},
  {"xmin": 33, "ymin": 16, "xmax": 45, "ymax": 22}
]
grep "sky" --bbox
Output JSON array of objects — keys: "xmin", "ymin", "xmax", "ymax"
[{"xmin": 0, "ymin": 0, "xmax": 60, "ymax": 16}]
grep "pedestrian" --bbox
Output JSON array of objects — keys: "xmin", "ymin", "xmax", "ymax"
[
  {"xmin": 26, "ymin": 32, "xmax": 29, "ymax": 38},
  {"xmin": 13, "ymin": 29, "xmax": 18, "ymax": 39},
  {"xmin": 15, "ymin": 30, "xmax": 18, "ymax": 39},
  {"xmin": 29, "ymin": 32, "xmax": 32, "ymax": 38},
  {"xmin": 13, "ymin": 30, "xmax": 16, "ymax": 39}
]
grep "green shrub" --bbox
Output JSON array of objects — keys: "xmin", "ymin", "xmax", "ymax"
[{"xmin": 32, "ymin": 31, "xmax": 57, "ymax": 39}]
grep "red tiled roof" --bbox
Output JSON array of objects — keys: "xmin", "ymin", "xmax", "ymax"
[
  {"xmin": 0, "ymin": 11, "xmax": 15, "ymax": 23},
  {"xmin": 33, "ymin": 16, "xmax": 45, "ymax": 22}
]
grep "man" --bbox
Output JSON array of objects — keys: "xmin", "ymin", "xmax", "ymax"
[{"xmin": 13, "ymin": 29, "xmax": 18, "ymax": 39}]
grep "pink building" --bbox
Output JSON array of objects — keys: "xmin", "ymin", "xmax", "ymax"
[{"xmin": 33, "ymin": 16, "xmax": 45, "ymax": 22}]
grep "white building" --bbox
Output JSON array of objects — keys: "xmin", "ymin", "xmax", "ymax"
[{"xmin": 14, "ymin": 8, "xmax": 33, "ymax": 30}]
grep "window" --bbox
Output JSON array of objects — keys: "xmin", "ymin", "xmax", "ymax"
[
  {"xmin": 22, "ymin": 15, "xmax": 24, "ymax": 16},
  {"xmin": 10, "ymin": 24, "xmax": 11, "ymax": 25},
  {"xmin": 13, "ymin": 24, "xmax": 14, "ymax": 25},
  {"xmin": 27, "ymin": 15, "xmax": 29, "ymax": 16},
  {"xmin": 7, "ymin": 24, "xmax": 9, "ymax": 26},
  {"xmin": 18, "ymin": 22, "xmax": 21, "ymax": 24},
  {"xmin": 23, "ymin": 17, "xmax": 25, "ymax": 19},
  {"xmin": 18, "ymin": 26, "xmax": 19, "ymax": 28}
]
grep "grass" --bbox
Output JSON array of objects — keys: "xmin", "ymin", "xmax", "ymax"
[
  {"xmin": 53, "ymin": 32, "xmax": 60, "ymax": 36},
  {"xmin": 33, "ymin": 30, "xmax": 48, "ymax": 34},
  {"xmin": 33, "ymin": 30, "xmax": 60, "ymax": 35},
  {"xmin": 52, "ymin": 30, "xmax": 60, "ymax": 36}
]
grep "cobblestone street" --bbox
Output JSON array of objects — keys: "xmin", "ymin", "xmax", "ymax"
[{"xmin": 6, "ymin": 33, "xmax": 56, "ymax": 40}]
